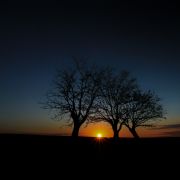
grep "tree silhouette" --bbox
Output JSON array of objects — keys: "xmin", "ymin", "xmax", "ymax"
[
  {"xmin": 123, "ymin": 90, "xmax": 165, "ymax": 138},
  {"xmin": 43, "ymin": 59, "xmax": 166, "ymax": 139},
  {"xmin": 94, "ymin": 70, "xmax": 138, "ymax": 139},
  {"xmin": 43, "ymin": 59, "xmax": 103, "ymax": 137}
]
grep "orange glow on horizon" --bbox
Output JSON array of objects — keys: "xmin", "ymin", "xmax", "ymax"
[
  {"xmin": 79, "ymin": 122, "xmax": 172, "ymax": 138},
  {"xmin": 2, "ymin": 120, "xmax": 179, "ymax": 138}
]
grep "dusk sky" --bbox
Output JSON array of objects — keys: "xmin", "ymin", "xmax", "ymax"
[{"xmin": 0, "ymin": 0, "xmax": 179, "ymax": 137}]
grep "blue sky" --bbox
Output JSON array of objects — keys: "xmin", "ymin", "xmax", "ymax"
[
  {"xmin": 0, "ymin": 58, "xmax": 180, "ymax": 135},
  {"xmin": 0, "ymin": 0, "xmax": 179, "ymax": 136}
]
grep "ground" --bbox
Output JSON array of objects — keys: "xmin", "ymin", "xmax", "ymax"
[{"xmin": 0, "ymin": 134, "xmax": 179, "ymax": 177}]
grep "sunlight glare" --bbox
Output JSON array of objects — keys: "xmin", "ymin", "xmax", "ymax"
[{"xmin": 97, "ymin": 133, "xmax": 102, "ymax": 138}]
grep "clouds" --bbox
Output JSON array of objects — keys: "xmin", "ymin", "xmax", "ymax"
[
  {"xmin": 162, "ymin": 131, "xmax": 180, "ymax": 137},
  {"xmin": 155, "ymin": 124, "xmax": 180, "ymax": 130},
  {"xmin": 153, "ymin": 124, "xmax": 180, "ymax": 137}
]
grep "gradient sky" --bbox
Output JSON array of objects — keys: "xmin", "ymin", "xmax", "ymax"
[{"xmin": 0, "ymin": 0, "xmax": 179, "ymax": 137}]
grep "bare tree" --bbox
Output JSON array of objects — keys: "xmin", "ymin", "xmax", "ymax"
[
  {"xmin": 123, "ymin": 90, "xmax": 165, "ymax": 138},
  {"xmin": 43, "ymin": 59, "xmax": 103, "ymax": 137},
  {"xmin": 94, "ymin": 70, "xmax": 138, "ymax": 139}
]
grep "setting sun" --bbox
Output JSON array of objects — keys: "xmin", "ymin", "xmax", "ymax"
[{"xmin": 97, "ymin": 133, "xmax": 102, "ymax": 138}]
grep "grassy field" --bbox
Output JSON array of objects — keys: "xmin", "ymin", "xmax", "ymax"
[
  {"xmin": 1, "ymin": 134, "xmax": 180, "ymax": 159},
  {"xmin": 0, "ymin": 134, "xmax": 179, "ymax": 177}
]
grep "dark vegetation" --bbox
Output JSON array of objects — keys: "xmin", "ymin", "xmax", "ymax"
[
  {"xmin": 1, "ymin": 134, "xmax": 179, "ymax": 160},
  {"xmin": 0, "ymin": 134, "xmax": 179, "ymax": 178}
]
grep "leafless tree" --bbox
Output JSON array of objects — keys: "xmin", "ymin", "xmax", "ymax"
[
  {"xmin": 94, "ymin": 70, "xmax": 138, "ymax": 139},
  {"xmin": 123, "ymin": 90, "xmax": 165, "ymax": 138},
  {"xmin": 43, "ymin": 59, "xmax": 165, "ymax": 139},
  {"xmin": 43, "ymin": 59, "xmax": 103, "ymax": 137}
]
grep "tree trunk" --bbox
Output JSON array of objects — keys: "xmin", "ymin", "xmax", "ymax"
[
  {"xmin": 130, "ymin": 128, "xmax": 139, "ymax": 139},
  {"xmin": 72, "ymin": 124, "xmax": 80, "ymax": 137},
  {"xmin": 112, "ymin": 124, "xmax": 119, "ymax": 139},
  {"xmin": 113, "ymin": 130, "xmax": 119, "ymax": 139}
]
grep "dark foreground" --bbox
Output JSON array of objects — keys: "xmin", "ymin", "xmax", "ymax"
[{"xmin": 0, "ymin": 134, "xmax": 180, "ymax": 177}]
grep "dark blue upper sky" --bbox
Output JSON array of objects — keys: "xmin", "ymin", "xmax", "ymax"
[{"xmin": 0, "ymin": 0, "xmax": 179, "ymax": 135}]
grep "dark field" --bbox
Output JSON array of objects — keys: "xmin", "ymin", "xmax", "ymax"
[{"xmin": 0, "ymin": 135, "xmax": 180, "ymax": 177}]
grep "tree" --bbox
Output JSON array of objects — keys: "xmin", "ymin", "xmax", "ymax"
[
  {"xmin": 43, "ymin": 59, "xmax": 103, "ymax": 137},
  {"xmin": 123, "ymin": 90, "xmax": 165, "ymax": 138},
  {"xmin": 94, "ymin": 70, "xmax": 138, "ymax": 139}
]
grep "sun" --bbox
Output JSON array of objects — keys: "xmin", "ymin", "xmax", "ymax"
[{"xmin": 97, "ymin": 133, "xmax": 102, "ymax": 138}]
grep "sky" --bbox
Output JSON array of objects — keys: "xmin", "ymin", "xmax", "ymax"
[{"xmin": 0, "ymin": 0, "xmax": 180, "ymax": 137}]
